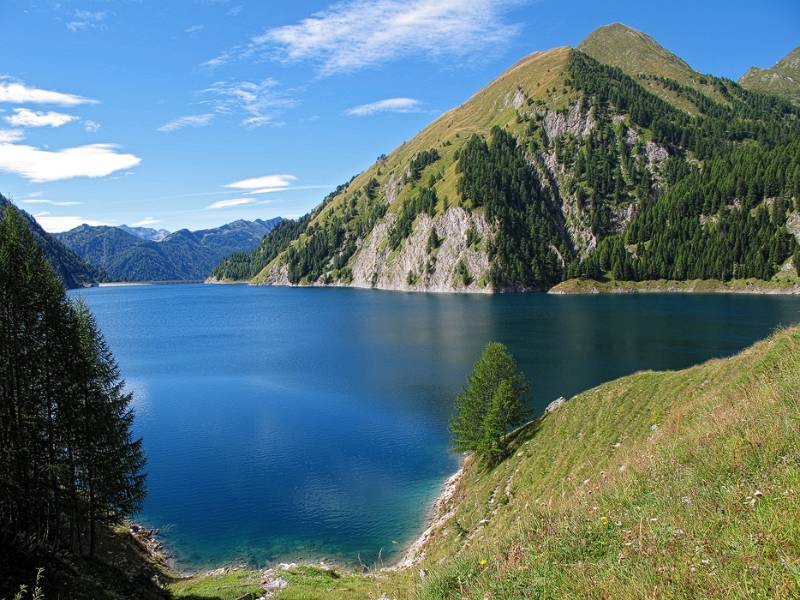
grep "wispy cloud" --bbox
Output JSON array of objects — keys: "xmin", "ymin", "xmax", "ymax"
[
  {"xmin": 66, "ymin": 10, "xmax": 107, "ymax": 32},
  {"xmin": 22, "ymin": 198, "xmax": 81, "ymax": 207},
  {"xmin": 131, "ymin": 217, "xmax": 160, "ymax": 226},
  {"xmin": 33, "ymin": 212, "xmax": 109, "ymax": 233},
  {"xmin": 84, "ymin": 120, "xmax": 101, "ymax": 133},
  {"xmin": 202, "ymin": 79, "xmax": 296, "ymax": 128},
  {"xmin": 157, "ymin": 113, "xmax": 214, "ymax": 132},
  {"xmin": 0, "ymin": 129, "xmax": 24, "ymax": 143},
  {"xmin": 346, "ymin": 97, "xmax": 424, "ymax": 116},
  {"xmin": 0, "ymin": 142, "xmax": 141, "ymax": 182},
  {"xmin": 207, "ymin": 197, "xmax": 256, "ymax": 209},
  {"xmin": 184, "ymin": 24, "xmax": 205, "ymax": 33},
  {"xmin": 226, "ymin": 174, "xmax": 297, "ymax": 192},
  {"xmin": 205, "ymin": 0, "xmax": 524, "ymax": 75},
  {"xmin": 0, "ymin": 78, "xmax": 98, "ymax": 106},
  {"xmin": 5, "ymin": 108, "xmax": 77, "ymax": 128}
]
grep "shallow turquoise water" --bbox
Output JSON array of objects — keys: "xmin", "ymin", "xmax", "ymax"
[{"xmin": 71, "ymin": 284, "xmax": 800, "ymax": 568}]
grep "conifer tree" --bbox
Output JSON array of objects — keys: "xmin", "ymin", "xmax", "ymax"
[
  {"xmin": 0, "ymin": 203, "xmax": 146, "ymax": 555},
  {"xmin": 450, "ymin": 342, "xmax": 528, "ymax": 463}
]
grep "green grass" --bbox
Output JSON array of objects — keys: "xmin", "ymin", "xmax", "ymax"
[
  {"xmin": 549, "ymin": 276, "xmax": 800, "ymax": 295},
  {"xmin": 169, "ymin": 569, "xmax": 263, "ymax": 600}
]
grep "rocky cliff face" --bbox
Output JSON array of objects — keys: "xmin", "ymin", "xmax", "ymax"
[{"xmin": 350, "ymin": 207, "xmax": 491, "ymax": 293}]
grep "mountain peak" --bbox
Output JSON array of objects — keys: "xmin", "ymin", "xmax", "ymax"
[
  {"xmin": 578, "ymin": 22, "xmax": 695, "ymax": 82},
  {"xmin": 740, "ymin": 46, "xmax": 800, "ymax": 105}
]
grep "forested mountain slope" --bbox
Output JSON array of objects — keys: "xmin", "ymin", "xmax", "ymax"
[
  {"xmin": 0, "ymin": 195, "xmax": 98, "ymax": 288},
  {"xmin": 213, "ymin": 24, "xmax": 800, "ymax": 293},
  {"xmin": 57, "ymin": 218, "xmax": 281, "ymax": 282},
  {"xmin": 740, "ymin": 46, "xmax": 800, "ymax": 106}
]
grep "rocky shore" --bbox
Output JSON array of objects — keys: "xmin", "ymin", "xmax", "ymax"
[{"xmin": 388, "ymin": 459, "xmax": 468, "ymax": 571}]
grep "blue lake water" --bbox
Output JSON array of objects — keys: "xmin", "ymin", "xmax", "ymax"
[{"xmin": 70, "ymin": 284, "xmax": 800, "ymax": 569}]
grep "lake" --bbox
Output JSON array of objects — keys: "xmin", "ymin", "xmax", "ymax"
[{"xmin": 70, "ymin": 284, "xmax": 800, "ymax": 569}]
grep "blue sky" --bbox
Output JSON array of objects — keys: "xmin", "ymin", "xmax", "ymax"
[{"xmin": 0, "ymin": 0, "xmax": 797, "ymax": 233}]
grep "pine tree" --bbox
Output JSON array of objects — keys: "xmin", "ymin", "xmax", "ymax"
[
  {"xmin": 71, "ymin": 301, "xmax": 146, "ymax": 555},
  {"xmin": 450, "ymin": 342, "xmax": 528, "ymax": 462},
  {"xmin": 478, "ymin": 379, "xmax": 526, "ymax": 465},
  {"xmin": 0, "ymin": 203, "xmax": 146, "ymax": 555}
]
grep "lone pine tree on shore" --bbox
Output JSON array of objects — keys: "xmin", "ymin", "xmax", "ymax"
[
  {"xmin": 450, "ymin": 342, "xmax": 529, "ymax": 464},
  {"xmin": 0, "ymin": 204, "xmax": 146, "ymax": 557}
]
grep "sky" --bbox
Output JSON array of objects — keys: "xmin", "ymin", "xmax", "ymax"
[{"xmin": 0, "ymin": 0, "xmax": 798, "ymax": 233}]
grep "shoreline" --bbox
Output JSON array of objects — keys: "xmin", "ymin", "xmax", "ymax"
[
  {"xmin": 99, "ymin": 280, "xmax": 204, "ymax": 287},
  {"xmin": 206, "ymin": 276, "xmax": 800, "ymax": 296},
  {"xmin": 139, "ymin": 460, "xmax": 469, "ymax": 581},
  {"xmin": 388, "ymin": 458, "xmax": 468, "ymax": 571}
]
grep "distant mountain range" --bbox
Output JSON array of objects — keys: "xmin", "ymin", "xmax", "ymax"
[
  {"xmin": 56, "ymin": 218, "xmax": 282, "ymax": 282},
  {"xmin": 0, "ymin": 195, "xmax": 99, "ymax": 289}
]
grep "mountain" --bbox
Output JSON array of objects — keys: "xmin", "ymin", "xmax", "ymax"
[
  {"xmin": 57, "ymin": 217, "xmax": 282, "ymax": 282},
  {"xmin": 119, "ymin": 224, "xmax": 171, "ymax": 241},
  {"xmin": 740, "ymin": 46, "xmax": 800, "ymax": 105},
  {"xmin": 0, "ymin": 195, "xmax": 98, "ymax": 289},
  {"xmin": 213, "ymin": 24, "xmax": 800, "ymax": 293}
]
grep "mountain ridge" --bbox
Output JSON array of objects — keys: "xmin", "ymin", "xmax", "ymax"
[
  {"xmin": 740, "ymin": 46, "xmax": 800, "ymax": 105},
  {"xmin": 57, "ymin": 217, "xmax": 282, "ymax": 282}
]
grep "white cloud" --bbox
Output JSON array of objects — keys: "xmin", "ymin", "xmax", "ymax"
[
  {"xmin": 131, "ymin": 217, "xmax": 160, "ymax": 226},
  {"xmin": 203, "ymin": 79, "xmax": 295, "ymax": 128},
  {"xmin": 84, "ymin": 119, "xmax": 101, "ymax": 133},
  {"xmin": 226, "ymin": 174, "xmax": 297, "ymax": 191},
  {"xmin": 227, "ymin": 5, "xmax": 243, "ymax": 17},
  {"xmin": 346, "ymin": 97, "xmax": 423, "ymax": 116},
  {"xmin": 33, "ymin": 212, "xmax": 109, "ymax": 233},
  {"xmin": 67, "ymin": 10, "xmax": 107, "ymax": 32},
  {"xmin": 157, "ymin": 113, "xmax": 214, "ymax": 132},
  {"xmin": 6, "ymin": 108, "xmax": 77, "ymax": 128},
  {"xmin": 185, "ymin": 24, "xmax": 205, "ymax": 33},
  {"xmin": 207, "ymin": 197, "xmax": 256, "ymax": 209},
  {"xmin": 0, "ymin": 142, "xmax": 141, "ymax": 182},
  {"xmin": 0, "ymin": 129, "xmax": 24, "ymax": 143},
  {"xmin": 235, "ymin": 0, "xmax": 524, "ymax": 75},
  {"xmin": 0, "ymin": 79, "xmax": 98, "ymax": 106},
  {"xmin": 23, "ymin": 198, "xmax": 81, "ymax": 206}
]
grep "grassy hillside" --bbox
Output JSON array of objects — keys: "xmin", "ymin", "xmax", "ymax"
[
  {"xmin": 740, "ymin": 47, "xmax": 800, "ymax": 106},
  {"xmin": 177, "ymin": 326, "xmax": 800, "ymax": 599}
]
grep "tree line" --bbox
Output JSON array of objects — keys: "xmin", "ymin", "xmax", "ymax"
[{"xmin": 0, "ymin": 206, "xmax": 145, "ymax": 557}]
